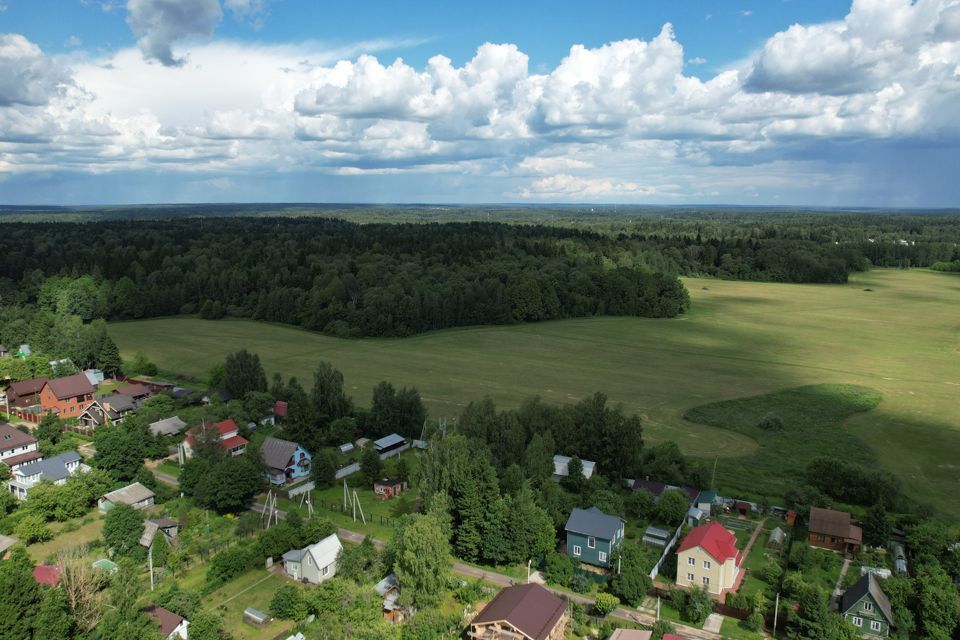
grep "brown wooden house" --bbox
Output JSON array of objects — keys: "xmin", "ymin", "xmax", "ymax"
[
  {"xmin": 808, "ymin": 506, "xmax": 862, "ymax": 555},
  {"xmin": 469, "ymin": 583, "xmax": 569, "ymax": 640}
]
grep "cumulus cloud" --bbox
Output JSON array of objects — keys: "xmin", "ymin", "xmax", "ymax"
[
  {"xmin": 126, "ymin": 0, "xmax": 223, "ymax": 66},
  {"xmin": 0, "ymin": 34, "xmax": 72, "ymax": 106},
  {"xmin": 2, "ymin": 0, "xmax": 960, "ymax": 204}
]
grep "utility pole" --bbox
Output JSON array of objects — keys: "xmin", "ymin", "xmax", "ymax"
[
  {"xmin": 711, "ymin": 456, "xmax": 719, "ymax": 489},
  {"xmin": 148, "ymin": 543, "xmax": 154, "ymax": 591},
  {"xmin": 773, "ymin": 592, "xmax": 780, "ymax": 638},
  {"xmin": 527, "ymin": 559, "xmax": 532, "ymax": 584}
]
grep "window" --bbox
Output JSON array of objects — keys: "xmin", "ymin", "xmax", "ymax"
[
  {"xmin": 687, "ymin": 573, "xmax": 695, "ymax": 581},
  {"xmin": 572, "ymin": 545, "xmax": 581, "ymax": 557},
  {"xmin": 703, "ymin": 560, "xmax": 711, "ymax": 569},
  {"xmin": 587, "ymin": 536, "xmax": 596, "ymax": 549},
  {"xmin": 863, "ymin": 602, "xmax": 873, "ymax": 613},
  {"xmin": 852, "ymin": 617, "xmax": 863, "ymax": 627},
  {"xmin": 817, "ymin": 534, "xmax": 825, "ymax": 542},
  {"xmin": 702, "ymin": 577, "xmax": 710, "ymax": 586},
  {"xmin": 599, "ymin": 551, "xmax": 607, "ymax": 563},
  {"xmin": 321, "ymin": 566, "xmax": 329, "ymax": 577},
  {"xmin": 688, "ymin": 557, "xmax": 696, "ymax": 566},
  {"xmin": 870, "ymin": 621, "xmax": 882, "ymax": 632}
]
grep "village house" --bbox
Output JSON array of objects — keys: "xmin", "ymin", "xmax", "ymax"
[
  {"xmin": 77, "ymin": 401, "xmax": 121, "ymax": 430},
  {"xmin": 675, "ymin": 520, "xmax": 744, "ymax": 596},
  {"xmin": 552, "ymin": 454, "xmax": 596, "ymax": 480},
  {"xmin": 9, "ymin": 451, "xmax": 85, "ymax": 499},
  {"xmin": 283, "ymin": 533, "xmax": 343, "ymax": 584},
  {"xmin": 0, "ymin": 422, "xmax": 41, "ymax": 469},
  {"xmin": 840, "ymin": 573, "xmax": 894, "ymax": 638},
  {"xmin": 374, "ymin": 477, "xmax": 407, "ymax": 500},
  {"xmin": 5, "ymin": 377, "xmax": 49, "ymax": 423},
  {"xmin": 145, "ymin": 605, "xmax": 190, "ymax": 640},
  {"xmin": 116, "ymin": 383, "xmax": 152, "ymax": 407},
  {"xmin": 564, "ymin": 506, "xmax": 625, "ymax": 569},
  {"xmin": 141, "ymin": 518, "xmax": 179, "ymax": 549},
  {"xmin": 182, "ymin": 419, "xmax": 248, "ymax": 458},
  {"xmin": 148, "ymin": 416, "xmax": 187, "ymax": 437},
  {"xmin": 39, "ymin": 373, "xmax": 96, "ymax": 419},
  {"xmin": 468, "ymin": 583, "xmax": 569, "ymax": 640},
  {"xmin": 99, "ymin": 482, "xmax": 155, "ymax": 512},
  {"xmin": 374, "ymin": 574, "xmax": 405, "ymax": 622},
  {"xmin": 260, "ymin": 436, "xmax": 311, "ymax": 485},
  {"xmin": 808, "ymin": 506, "xmax": 863, "ymax": 555}
]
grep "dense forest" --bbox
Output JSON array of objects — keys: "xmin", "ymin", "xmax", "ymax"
[
  {"xmin": 0, "ymin": 209, "xmax": 957, "ymax": 340},
  {"xmin": 0, "ymin": 219, "xmax": 689, "ymax": 340}
]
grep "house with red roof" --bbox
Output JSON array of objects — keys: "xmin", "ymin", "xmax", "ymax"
[
  {"xmin": 675, "ymin": 521, "xmax": 743, "ymax": 596},
  {"xmin": 183, "ymin": 419, "xmax": 248, "ymax": 458}
]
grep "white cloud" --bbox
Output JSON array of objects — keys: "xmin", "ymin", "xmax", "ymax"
[
  {"xmin": 688, "ymin": 56, "xmax": 707, "ymax": 65},
  {"xmin": 0, "ymin": 34, "xmax": 73, "ymax": 107},
  {"xmin": 126, "ymin": 0, "xmax": 223, "ymax": 67}
]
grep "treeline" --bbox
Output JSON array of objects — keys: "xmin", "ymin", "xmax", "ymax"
[{"xmin": 0, "ymin": 219, "xmax": 688, "ymax": 339}]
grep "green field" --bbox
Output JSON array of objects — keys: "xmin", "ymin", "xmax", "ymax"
[{"xmin": 109, "ymin": 269, "xmax": 960, "ymax": 515}]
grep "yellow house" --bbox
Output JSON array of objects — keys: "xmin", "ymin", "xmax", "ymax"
[{"xmin": 675, "ymin": 521, "xmax": 743, "ymax": 596}]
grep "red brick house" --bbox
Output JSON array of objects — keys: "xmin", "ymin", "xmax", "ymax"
[
  {"xmin": 39, "ymin": 374, "xmax": 96, "ymax": 419},
  {"xmin": 374, "ymin": 478, "xmax": 407, "ymax": 501},
  {"xmin": 808, "ymin": 506, "xmax": 862, "ymax": 555}
]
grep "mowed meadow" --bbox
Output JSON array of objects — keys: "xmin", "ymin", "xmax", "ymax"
[{"xmin": 109, "ymin": 269, "xmax": 960, "ymax": 514}]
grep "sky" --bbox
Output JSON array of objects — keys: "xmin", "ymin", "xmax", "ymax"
[{"xmin": 0, "ymin": 0, "xmax": 959, "ymax": 206}]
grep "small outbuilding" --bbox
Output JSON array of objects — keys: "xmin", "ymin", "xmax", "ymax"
[
  {"xmin": 148, "ymin": 416, "xmax": 187, "ymax": 437},
  {"xmin": 243, "ymin": 608, "xmax": 271, "ymax": 626},
  {"xmin": 768, "ymin": 527, "xmax": 786, "ymax": 548},
  {"xmin": 373, "ymin": 433, "xmax": 408, "ymax": 458},
  {"xmin": 552, "ymin": 454, "xmax": 596, "ymax": 480},
  {"xmin": 374, "ymin": 478, "xmax": 407, "ymax": 500},
  {"xmin": 99, "ymin": 482, "xmax": 155, "ymax": 512}
]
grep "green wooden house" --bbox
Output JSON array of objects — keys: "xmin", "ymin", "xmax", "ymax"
[
  {"xmin": 840, "ymin": 573, "xmax": 894, "ymax": 638},
  {"xmin": 564, "ymin": 507, "xmax": 625, "ymax": 569}
]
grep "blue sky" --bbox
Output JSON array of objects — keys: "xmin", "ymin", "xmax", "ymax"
[{"xmin": 1, "ymin": 0, "xmax": 959, "ymax": 206}]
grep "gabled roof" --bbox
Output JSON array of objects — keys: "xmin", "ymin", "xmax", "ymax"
[
  {"xmin": 46, "ymin": 373, "xmax": 95, "ymax": 400},
  {"xmin": 809, "ymin": 506, "xmax": 862, "ymax": 542},
  {"xmin": 1, "ymin": 450, "xmax": 43, "ymax": 467},
  {"xmin": 149, "ymin": 416, "xmax": 187, "ymax": 437},
  {"xmin": 16, "ymin": 451, "xmax": 81, "ymax": 482},
  {"xmin": 631, "ymin": 478, "xmax": 699, "ymax": 503},
  {"xmin": 101, "ymin": 393, "xmax": 135, "ymax": 413},
  {"xmin": 102, "ymin": 482, "xmax": 154, "ymax": 506},
  {"xmin": 6, "ymin": 377, "xmax": 48, "ymax": 398},
  {"xmin": 840, "ymin": 573, "xmax": 894, "ymax": 624},
  {"xmin": 306, "ymin": 533, "xmax": 342, "ymax": 569},
  {"xmin": 608, "ymin": 631, "xmax": 653, "ymax": 640},
  {"xmin": 677, "ymin": 521, "xmax": 741, "ymax": 564},
  {"xmin": 260, "ymin": 436, "xmax": 300, "ymax": 470},
  {"xmin": 221, "ymin": 434, "xmax": 249, "ymax": 450},
  {"xmin": 472, "ymin": 583, "xmax": 567, "ymax": 640},
  {"xmin": 144, "ymin": 605, "xmax": 186, "ymax": 637},
  {"xmin": 0, "ymin": 422, "xmax": 38, "ymax": 451},
  {"xmin": 117, "ymin": 383, "xmax": 151, "ymax": 398},
  {"xmin": 140, "ymin": 521, "xmax": 160, "ymax": 548},
  {"xmin": 564, "ymin": 507, "xmax": 624, "ymax": 540},
  {"xmin": 213, "ymin": 419, "xmax": 239, "ymax": 436},
  {"xmin": 553, "ymin": 454, "xmax": 596, "ymax": 479},
  {"xmin": 373, "ymin": 433, "xmax": 406, "ymax": 450}
]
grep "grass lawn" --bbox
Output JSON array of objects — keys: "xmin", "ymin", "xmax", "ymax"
[
  {"xmin": 720, "ymin": 616, "xmax": 766, "ymax": 640},
  {"xmin": 109, "ymin": 269, "xmax": 960, "ymax": 515},
  {"xmin": 156, "ymin": 461, "xmax": 182, "ymax": 478},
  {"xmin": 28, "ymin": 512, "xmax": 104, "ymax": 563},
  {"xmin": 203, "ymin": 570, "xmax": 293, "ymax": 640}
]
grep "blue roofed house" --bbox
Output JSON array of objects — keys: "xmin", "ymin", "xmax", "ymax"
[
  {"xmin": 260, "ymin": 436, "xmax": 311, "ymax": 485},
  {"xmin": 9, "ymin": 451, "xmax": 86, "ymax": 499},
  {"xmin": 564, "ymin": 507, "xmax": 625, "ymax": 569}
]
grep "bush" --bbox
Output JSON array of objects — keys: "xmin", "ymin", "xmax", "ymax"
[
  {"xmin": 14, "ymin": 513, "xmax": 52, "ymax": 544},
  {"xmin": 756, "ymin": 413, "xmax": 784, "ymax": 431},
  {"xmin": 745, "ymin": 610, "xmax": 765, "ymax": 631},
  {"xmin": 651, "ymin": 620, "xmax": 675, "ymax": 640},
  {"xmin": 571, "ymin": 572, "xmax": 591, "ymax": 594},
  {"xmin": 593, "ymin": 592, "xmax": 620, "ymax": 617},
  {"xmin": 678, "ymin": 586, "xmax": 713, "ymax": 626},
  {"xmin": 269, "ymin": 583, "xmax": 308, "ymax": 620},
  {"xmin": 758, "ymin": 560, "xmax": 783, "ymax": 585},
  {"xmin": 544, "ymin": 552, "xmax": 574, "ymax": 587}
]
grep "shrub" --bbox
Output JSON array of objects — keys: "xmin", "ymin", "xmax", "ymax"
[
  {"xmin": 758, "ymin": 560, "xmax": 784, "ymax": 585},
  {"xmin": 14, "ymin": 513, "xmax": 52, "ymax": 544},
  {"xmin": 571, "ymin": 572, "xmax": 591, "ymax": 594},
  {"xmin": 745, "ymin": 610, "xmax": 765, "ymax": 631},
  {"xmin": 756, "ymin": 413, "xmax": 784, "ymax": 431},
  {"xmin": 651, "ymin": 620, "xmax": 675, "ymax": 640},
  {"xmin": 678, "ymin": 586, "xmax": 713, "ymax": 626},
  {"xmin": 269, "ymin": 583, "xmax": 308, "ymax": 620},
  {"xmin": 544, "ymin": 551, "xmax": 574, "ymax": 587},
  {"xmin": 593, "ymin": 593, "xmax": 620, "ymax": 617}
]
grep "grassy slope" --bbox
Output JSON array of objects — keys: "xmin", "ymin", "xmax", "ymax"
[{"xmin": 109, "ymin": 269, "xmax": 960, "ymax": 515}]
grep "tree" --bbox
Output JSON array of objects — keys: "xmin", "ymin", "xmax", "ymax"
[
  {"xmin": 35, "ymin": 587, "xmax": 75, "ymax": 640},
  {"xmin": 367, "ymin": 381, "xmax": 425, "ymax": 439},
  {"xmin": 94, "ymin": 562, "xmax": 159, "ymax": 640},
  {"xmin": 593, "ymin": 592, "xmax": 620, "ymax": 617},
  {"xmin": 391, "ymin": 513, "xmax": 451, "ymax": 608},
  {"xmin": 311, "ymin": 361, "xmax": 352, "ymax": 426},
  {"xmin": 14, "ymin": 512, "xmax": 52, "ymax": 544},
  {"xmin": 627, "ymin": 489, "xmax": 655, "ymax": 520},
  {"xmin": 863, "ymin": 502, "xmax": 891, "ymax": 547},
  {"xmin": 609, "ymin": 543, "xmax": 655, "ymax": 606},
  {"xmin": 360, "ymin": 446, "xmax": 383, "ymax": 485},
  {"xmin": 561, "ymin": 456, "xmax": 586, "ymax": 493},
  {"xmin": 656, "ymin": 489, "xmax": 690, "ymax": 526},
  {"xmin": 193, "ymin": 454, "xmax": 264, "ymax": 513},
  {"xmin": 651, "ymin": 620, "xmax": 675, "ymax": 640},
  {"xmin": 186, "ymin": 610, "xmax": 222, "ymax": 640},
  {"xmin": 0, "ymin": 546, "xmax": 40, "ymax": 638},
  {"xmin": 97, "ymin": 336, "xmax": 123, "ymax": 377},
  {"xmin": 36, "ymin": 412, "xmax": 64, "ymax": 445},
  {"xmin": 103, "ymin": 504, "xmax": 145, "ymax": 558},
  {"xmin": 223, "ymin": 349, "xmax": 267, "ymax": 399},
  {"xmin": 523, "ymin": 431, "xmax": 555, "ymax": 485},
  {"xmin": 544, "ymin": 551, "xmax": 574, "ymax": 587},
  {"xmin": 269, "ymin": 584, "xmax": 309, "ymax": 620},
  {"xmin": 311, "ymin": 450, "xmax": 337, "ymax": 489},
  {"xmin": 92, "ymin": 422, "xmax": 146, "ymax": 481},
  {"xmin": 153, "ymin": 583, "xmax": 202, "ymax": 618},
  {"xmin": 678, "ymin": 586, "xmax": 714, "ymax": 626},
  {"xmin": 915, "ymin": 563, "xmax": 960, "ymax": 640},
  {"xmin": 57, "ymin": 548, "xmax": 105, "ymax": 634}
]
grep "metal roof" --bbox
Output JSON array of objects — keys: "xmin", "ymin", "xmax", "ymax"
[
  {"xmin": 102, "ymin": 482, "xmax": 155, "ymax": 506},
  {"xmin": 0, "ymin": 422, "xmax": 38, "ymax": 451},
  {"xmin": 47, "ymin": 373, "xmax": 95, "ymax": 400},
  {"xmin": 260, "ymin": 436, "xmax": 300, "ymax": 470},
  {"xmin": 553, "ymin": 454, "xmax": 596, "ymax": 479},
  {"xmin": 149, "ymin": 416, "xmax": 187, "ymax": 436},
  {"xmin": 840, "ymin": 573, "xmax": 894, "ymax": 624},
  {"xmin": 472, "ymin": 584, "xmax": 567, "ymax": 640},
  {"xmin": 564, "ymin": 507, "xmax": 624, "ymax": 540},
  {"xmin": 373, "ymin": 433, "xmax": 406, "ymax": 450},
  {"xmin": 16, "ymin": 451, "xmax": 80, "ymax": 482}
]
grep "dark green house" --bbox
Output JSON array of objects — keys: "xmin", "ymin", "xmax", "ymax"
[
  {"xmin": 564, "ymin": 507, "xmax": 625, "ymax": 569},
  {"xmin": 840, "ymin": 573, "xmax": 894, "ymax": 638}
]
